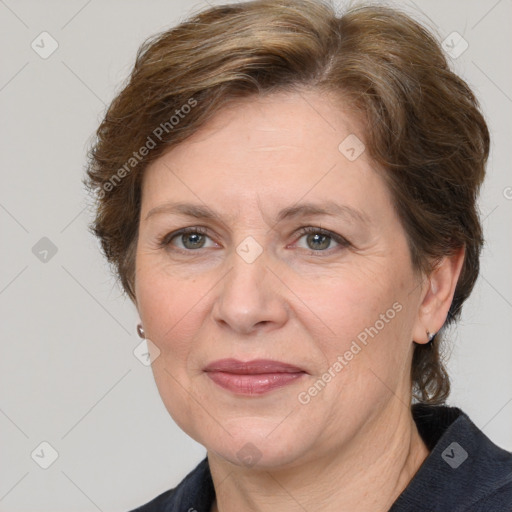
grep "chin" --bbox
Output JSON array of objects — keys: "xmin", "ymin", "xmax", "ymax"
[{"xmin": 199, "ymin": 417, "xmax": 317, "ymax": 470}]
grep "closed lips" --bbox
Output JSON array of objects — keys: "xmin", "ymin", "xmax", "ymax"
[
  {"xmin": 203, "ymin": 358, "xmax": 306, "ymax": 374},
  {"xmin": 203, "ymin": 359, "xmax": 307, "ymax": 395}
]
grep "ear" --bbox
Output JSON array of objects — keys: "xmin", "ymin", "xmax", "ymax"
[{"xmin": 412, "ymin": 246, "xmax": 465, "ymax": 344}]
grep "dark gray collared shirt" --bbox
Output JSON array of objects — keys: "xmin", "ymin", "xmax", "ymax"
[{"xmin": 130, "ymin": 405, "xmax": 512, "ymax": 511}]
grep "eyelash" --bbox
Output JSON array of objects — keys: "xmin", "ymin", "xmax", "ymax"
[
  {"xmin": 294, "ymin": 227, "xmax": 350, "ymax": 255},
  {"xmin": 158, "ymin": 226, "xmax": 209, "ymax": 249},
  {"xmin": 157, "ymin": 226, "xmax": 350, "ymax": 256}
]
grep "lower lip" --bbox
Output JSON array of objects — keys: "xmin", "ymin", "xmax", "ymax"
[{"xmin": 206, "ymin": 371, "xmax": 305, "ymax": 395}]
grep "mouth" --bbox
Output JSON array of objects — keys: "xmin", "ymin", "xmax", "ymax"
[{"xmin": 203, "ymin": 358, "xmax": 307, "ymax": 395}]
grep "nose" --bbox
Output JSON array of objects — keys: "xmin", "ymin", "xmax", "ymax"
[{"xmin": 212, "ymin": 249, "xmax": 289, "ymax": 335}]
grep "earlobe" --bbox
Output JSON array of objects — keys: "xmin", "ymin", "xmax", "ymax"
[{"xmin": 412, "ymin": 247, "xmax": 465, "ymax": 344}]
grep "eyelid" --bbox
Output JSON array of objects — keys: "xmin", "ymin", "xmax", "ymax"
[
  {"xmin": 292, "ymin": 226, "xmax": 351, "ymax": 253},
  {"xmin": 158, "ymin": 226, "xmax": 215, "ymax": 249}
]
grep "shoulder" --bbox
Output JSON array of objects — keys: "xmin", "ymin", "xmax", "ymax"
[
  {"xmin": 129, "ymin": 487, "xmax": 174, "ymax": 512},
  {"xmin": 128, "ymin": 457, "xmax": 215, "ymax": 512},
  {"xmin": 390, "ymin": 404, "xmax": 512, "ymax": 511}
]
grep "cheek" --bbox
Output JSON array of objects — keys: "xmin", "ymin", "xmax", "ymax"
[
  {"xmin": 297, "ymin": 289, "xmax": 412, "ymax": 433},
  {"xmin": 302, "ymin": 265, "xmax": 414, "ymax": 381},
  {"xmin": 135, "ymin": 257, "xmax": 206, "ymax": 359},
  {"xmin": 296, "ymin": 266, "xmax": 399, "ymax": 337},
  {"xmin": 135, "ymin": 261, "xmax": 212, "ymax": 435}
]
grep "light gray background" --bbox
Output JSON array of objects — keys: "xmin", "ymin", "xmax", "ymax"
[{"xmin": 1, "ymin": 0, "xmax": 511, "ymax": 510}]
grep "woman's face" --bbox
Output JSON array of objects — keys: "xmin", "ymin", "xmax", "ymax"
[{"xmin": 135, "ymin": 91, "xmax": 428, "ymax": 469}]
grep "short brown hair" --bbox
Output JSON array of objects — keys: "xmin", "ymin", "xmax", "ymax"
[{"xmin": 84, "ymin": 0, "xmax": 489, "ymax": 404}]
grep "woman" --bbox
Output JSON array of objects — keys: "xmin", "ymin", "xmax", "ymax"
[{"xmin": 85, "ymin": 1, "xmax": 512, "ymax": 510}]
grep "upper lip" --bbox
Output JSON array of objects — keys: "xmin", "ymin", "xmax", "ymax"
[{"xmin": 203, "ymin": 358, "xmax": 306, "ymax": 374}]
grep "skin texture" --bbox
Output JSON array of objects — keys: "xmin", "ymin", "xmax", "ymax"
[{"xmin": 134, "ymin": 91, "xmax": 464, "ymax": 512}]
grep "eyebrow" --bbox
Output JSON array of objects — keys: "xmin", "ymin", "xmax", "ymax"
[
  {"xmin": 145, "ymin": 202, "xmax": 228, "ymax": 223},
  {"xmin": 144, "ymin": 200, "xmax": 370, "ymax": 226},
  {"xmin": 276, "ymin": 201, "xmax": 370, "ymax": 225}
]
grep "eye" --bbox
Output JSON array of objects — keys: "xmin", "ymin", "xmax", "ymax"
[
  {"xmin": 159, "ymin": 227, "xmax": 217, "ymax": 251},
  {"xmin": 158, "ymin": 226, "xmax": 349, "ymax": 255},
  {"xmin": 294, "ymin": 227, "xmax": 350, "ymax": 253}
]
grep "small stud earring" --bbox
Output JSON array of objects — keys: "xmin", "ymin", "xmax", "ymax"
[
  {"xmin": 426, "ymin": 330, "xmax": 436, "ymax": 342},
  {"xmin": 137, "ymin": 323, "xmax": 145, "ymax": 339}
]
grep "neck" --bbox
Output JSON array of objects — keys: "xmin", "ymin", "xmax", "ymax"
[{"xmin": 208, "ymin": 402, "xmax": 428, "ymax": 512}]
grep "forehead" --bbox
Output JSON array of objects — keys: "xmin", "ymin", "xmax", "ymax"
[
  {"xmin": 141, "ymin": 90, "xmax": 390, "ymax": 219},
  {"xmin": 166, "ymin": 90, "xmax": 363, "ymax": 162}
]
